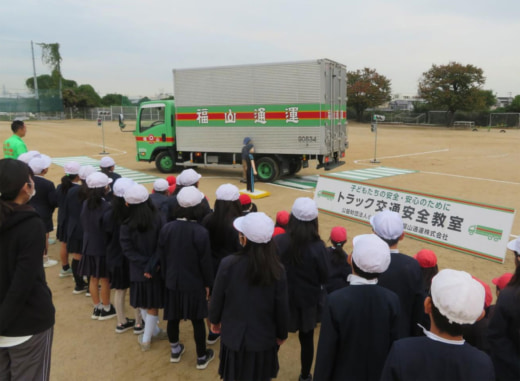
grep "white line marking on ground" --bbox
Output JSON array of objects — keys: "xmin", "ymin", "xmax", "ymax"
[
  {"xmin": 84, "ymin": 142, "xmax": 127, "ymax": 155},
  {"xmin": 421, "ymin": 171, "xmax": 520, "ymax": 186},
  {"xmin": 354, "ymin": 148, "xmax": 449, "ymax": 164}
]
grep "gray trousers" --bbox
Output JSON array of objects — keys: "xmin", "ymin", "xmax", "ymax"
[{"xmin": 0, "ymin": 326, "xmax": 53, "ymax": 381}]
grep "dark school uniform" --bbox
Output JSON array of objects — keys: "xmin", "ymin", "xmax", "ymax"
[
  {"xmin": 55, "ymin": 182, "xmax": 79, "ymax": 242},
  {"xmin": 488, "ymin": 286, "xmax": 520, "ymax": 380},
  {"xmin": 209, "ymin": 254, "xmax": 289, "ymax": 381},
  {"xmin": 380, "ymin": 336, "xmax": 495, "ymax": 381},
  {"xmin": 378, "ymin": 251, "xmax": 426, "ymax": 337},
  {"xmin": 274, "ymin": 234, "xmax": 328, "ymax": 332},
  {"xmin": 62, "ymin": 185, "xmax": 84, "ymax": 253},
  {"xmin": 314, "ymin": 284, "xmax": 400, "ymax": 381},
  {"xmin": 78, "ymin": 200, "xmax": 111, "ymax": 278},
  {"xmin": 462, "ymin": 304, "xmax": 494, "ymax": 353},
  {"xmin": 29, "ymin": 175, "xmax": 57, "ymax": 233},
  {"xmin": 149, "ymin": 192, "xmax": 169, "ymax": 219},
  {"xmin": 323, "ymin": 246, "xmax": 351, "ymax": 294},
  {"xmin": 120, "ymin": 214, "xmax": 165, "ymax": 309},
  {"xmin": 102, "ymin": 209, "xmax": 130, "ymax": 290},
  {"xmin": 164, "ymin": 194, "xmax": 212, "ymax": 222},
  {"xmin": 158, "ymin": 219, "xmax": 213, "ymax": 321}
]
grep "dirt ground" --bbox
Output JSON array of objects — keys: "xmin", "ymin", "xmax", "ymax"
[{"xmin": 1, "ymin": 120, "xmax": 519, "ymax": 381}]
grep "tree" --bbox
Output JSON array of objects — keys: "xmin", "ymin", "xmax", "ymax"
[
  {"xmin": 138, "ymin": 96, "xmax": 151, "ymax": 104},
  {"xmin": 26, "ymin": 74, "xmax": 77, "ymax": 91},
  {"xmin": 37, "ymin": 43, "xmax": 63, "ymax": 98},
  {"xmin": 507, "ymin": 95, "xmax": 520, "ymax": 112},
  {"xmin": 418, "ymin": 62, "xmax": 485, "ymax": 125},
  {"xmin": 75, "ymin": 85, "xmax": 102, "ymax": 108},
  {"xmin": 347, "ymin": 68, "xmax": 392, "ymax": 122},
  {"xmin": 101, "ymin": 93, "xmax": 132, "ymax": 106}
]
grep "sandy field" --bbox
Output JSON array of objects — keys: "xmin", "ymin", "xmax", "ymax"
[{"xmin": 1, "ymin": 119, "xmax": 519, "ymax": 380}]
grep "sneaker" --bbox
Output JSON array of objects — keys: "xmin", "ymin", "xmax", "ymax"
[
  {"xmin": 137, "ymin": 334, "xmax": 151, "ymax": 352},
  {"xmin": 43, "ymin": 257, "xmax": 58, "ymax": 268},
  {"xmin": 91, "ymin": 307, "xmax": 101, "ymax": 320},
  {"xmin": 98, "ymin": 305, "xmax": 117, "ymax": 321},
  {"xmin": 299, "ymin": 374, "xmax": 313, "ymax": 381},
  {"xmin": 196, "ymin": 349, "xmax": 215, "ymax": 370},
  {"xmin": 59, "ymin": 267, "xmax": 73, "ymax": 278},
  {"xmin": 85, "ymin": 291, "xmax": 91, "ymax": 297},
  {"xmin": 170, "ymin": 344, "xmax": 185, "ymax": 363},
  {"xmin": 48, "ymin": 237, "xmax": 57, "ymax": 245},
  {"xmin": 73, "ymin": 285, "xmax": 88, "ymax": 295},
  {"xmin": 133, "ymin": 322, "xmax": 145, "ymax": 335},
  {"xmin": 115, "ymin": 318, "xmax": 136, "ymax": 334},
  {"xmin": 206, "ymin": 332, "xmax": 220, "ymax": 345}
]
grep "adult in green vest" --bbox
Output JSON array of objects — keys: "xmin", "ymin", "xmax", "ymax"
[{"xmin": 3, "ymin": 120, "xmax": 28, "ymax": 159}]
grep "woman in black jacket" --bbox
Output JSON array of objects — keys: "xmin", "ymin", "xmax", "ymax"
[
  {"xmin": 0, "ymin": 158, "xmax": 55, "ymax": 381},
  {"xmin": 210, "ymin": 212, "xmax": 289, "ymax": 381}
]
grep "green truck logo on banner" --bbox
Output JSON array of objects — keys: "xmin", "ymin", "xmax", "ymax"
[
  {"xmin": 468, "ymin": 225, "xmax": 503, "ymax": 241},
  {"xmin": 317, "ymin": 190, "xmax": 336, "ymax": 201}
]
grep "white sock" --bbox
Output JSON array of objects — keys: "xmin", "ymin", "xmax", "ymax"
[
  {"xmin": 141, "ymin": 309, "xmax": 148, "ymax": 321},
  {"xmin": 102, "ymin": 304, "xmax": 111, "ymax": 312},
  {"xmin": 134, "ymin": 308, "xmax": 143, "ymax": 326},
  {"xmin": 143, "ymin": 313, "xmax": 158, "ymax": 343},
  {"xmin": 114, "ymin": 289, "xmax": 126, "ymax": 325}
]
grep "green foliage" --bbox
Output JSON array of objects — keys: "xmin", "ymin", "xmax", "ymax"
[
  {"xmin": 507, "ymin": 95, "xmax": 520, "ymax": 112},
  {"xmin": 26, "ymin": 74, "xmax": 77, "ymax": 92},
  {"xmin": 418, "ymin": 62, "xmax": 485, "ymax": 125},
  {"xmin": 138, "ymin": 96, "xmax": 151, "ymax": 104},
  {"xmin": 101, "ymin": 93, "xmax": 132, "ymax": 106},
  {"xmin": 476, "ymin": 90, "xmax": 497, "ymax": 111},
  {"xmin": 347, "ymin": 68, "xmax": 391, "ymax": 122}
]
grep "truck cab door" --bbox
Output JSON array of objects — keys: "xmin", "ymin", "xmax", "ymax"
[{"xmin": 135, "ymin": 102, "xmax": 175, "ymax": 161}]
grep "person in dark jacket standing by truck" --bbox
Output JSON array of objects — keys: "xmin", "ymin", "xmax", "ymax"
[
  {"xmin": 0, "ymin": 159, "xmax": 55, "ymax": 381},
  {"xmin": 241, "ymin": 137, "xmax": 254, "ymax": 183}
]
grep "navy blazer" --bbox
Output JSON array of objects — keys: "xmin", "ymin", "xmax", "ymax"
[
  {"xmin": 80, "ymin": 200, "xmax": 110, "ymax": 256},
  {"xmin": 157, "ymin": 219, "xmax": 213, "ymax": 291},
  {"xmin": 29, "ymin": 175, "xmax": 57, "ymax": 232},
  {"xmin": 63, "ymin": 185, "xmax": 84, "ymax": 242},
  {"xmin": 209, "ymin": 254, "xmax": 289, "ymax": 352}
]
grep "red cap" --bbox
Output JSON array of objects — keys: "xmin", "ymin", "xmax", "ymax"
[
  {"xmin": 414, "ymin": 249, "xmax": 437, "ymax": 268},
  {"xmin": 166, "ymin": 176, "xmax": 176, "ymax": 186},
  {"xmin": 330, "ymin": 226, "xmax": 347, "ymax": 243},
  {"xmin": 276, "ymin": 210, "xmax": 290, "ymax": 226},
  {"xmin": 472, "ymin": 276, "xmax": 492, "ymax": 308},
  {"xmin": 239, "ymin": 193, "xmax": 252, "ymax": 206},
  {"xmin": 272, "ymin": 226, "xmax": 286, "ymax": 237},
  {"xmin": 492, "ymin": 273, "xmax": 513, "ymax": 290},
  {"xmin": 168, "ymin": 184, "xmax": 176, "ymax": 194}
]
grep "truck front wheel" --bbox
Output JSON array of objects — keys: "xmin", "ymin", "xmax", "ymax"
[
  {"xmin": 256, "ymin": 157, "xmax": 280, "ymax": 182},
  {"xmin": 155, "ymin": 151, "xmax": 175, "ymax": 173}
]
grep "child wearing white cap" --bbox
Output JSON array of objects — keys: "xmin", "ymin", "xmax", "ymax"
[
  {"xmin": 314, "ymin": 234, "xmax": 400, "ymax": 381},
  {"xmin": 202, "ymin": 183, "xmax": 243, "ymax": 344},
  {"xmin": 381, "ymin": 269, "xmax": 494, "ymax": 381},
  {"xmin": 157, "ymin": 186, "xmax": 215, "ymax": 369},
  {"xmin": 120, "ymin": 184, "xmax": 167, "ymax": 351},
  {"xmin": 273, "ymin": 197, "xmax": 328, "ymax": 381},
  {"xmin": 150, "ymin": 178, "xmax": 169, "ymax": 219},
  {"xmin": 487, "ymin": 236, "xmax": 520, "ymax": 380},
  {"xmin": 28, "ymin": 154, "xmax": 58, "ymax": 268},
  {"xmin": 209, "ymin": 212, "xmax": 289, "ymax": 380},
  {"xmin": 101, "ymin": 178, "xmax": 142, "ymax": 334},
  {"xmin": 99, "ymin": 156, "xmax": 121, "ymax": 187},
  {"xmin": 77, "ymin": 172, "xmax": 116, "ymax": 320},
  {"xmin": 55, "ymin": 161, "xmax": 81, "ymax": 278},
  {"xmin": 371, "ymin": 210, "xmax": 426, "ymax": 337}
]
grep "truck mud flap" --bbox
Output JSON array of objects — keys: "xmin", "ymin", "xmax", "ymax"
[{"xmin": 319, "ymin": 160, "xmax": 345, "ymax": 171}]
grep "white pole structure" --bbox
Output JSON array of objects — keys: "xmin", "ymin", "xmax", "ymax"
[{"xmin": 370, "ymin": 114, "xmax": 381, "ymax": 164}]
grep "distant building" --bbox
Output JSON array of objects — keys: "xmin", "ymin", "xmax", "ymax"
[
  {"xmin": 388, "ymin": 93, "xmax": 425, "ymax": 111},
  {"xmin": 496, "ymin": 96, "xmax": 513, "ymax": 108}
]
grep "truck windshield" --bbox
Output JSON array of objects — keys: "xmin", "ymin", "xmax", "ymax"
[{"xmin": 139, "ymin": 106, "xmax": 165, "ymax": 132}]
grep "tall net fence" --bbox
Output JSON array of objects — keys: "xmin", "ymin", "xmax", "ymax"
[{"xmin": 489, "ymin": 113, "xmax": 520, "ymax": 128}]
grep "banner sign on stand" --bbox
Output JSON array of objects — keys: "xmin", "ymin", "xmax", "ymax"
[{"xmin": 314, "ymin": 174, "xmax": 515, "ymax": 263}]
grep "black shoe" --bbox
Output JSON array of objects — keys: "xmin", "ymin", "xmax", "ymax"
[
  {"xmin": 206, "ymin": 332, "xmax": 220, "ymax": 344},
  {"xmin": 91, "ymin": 307, "xmax": 101, "ymax": 320},
  {"xmin": 115, "ymin": 318, "xmax": 135, "ymax": 333},
  {"xmin": 73, "ymin": 285, "xmax": 88, "ymax": 295},
  {"xmin": 98, "ymin": 305, "xmax": 117, "ymax": 321},
  {"xmin": 299, "ymin": 374, "xmax": 313, "ymax": 381},
  {"xmin": 133, "ymin": 321, "xmax": 145, "ymax": 335},
  {"xmin": 170, "ymin": 344, "xmax": 185, "ymax": 363},
  {"xmin": 196, "ymin": 349, "xmax": 215, "ymax": 370}
]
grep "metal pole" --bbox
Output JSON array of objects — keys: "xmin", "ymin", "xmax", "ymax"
[
  {"xmin": 371, "ymin": 116, "xmax": 380, "ymax": 164},
  {"xmin": 31, "ymin": 41, "xmax": 40, "ymax": 116}
]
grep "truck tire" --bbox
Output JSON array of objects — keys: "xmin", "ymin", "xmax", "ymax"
[
  {"xmin": 155, "ymin": 151, "xmax": 176, "ymax": 173},
  {"xmin": 288, "ymin": 159, "xmax": 302, "ymax": 175},
  {"xmin": 256, "ymin": 157, "xmax": 279, "ymax": 182}
]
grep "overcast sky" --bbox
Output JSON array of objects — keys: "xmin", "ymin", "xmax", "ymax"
[{"xmin": 1, "ymin": 0, "xmax": 518, "ymax": 99}]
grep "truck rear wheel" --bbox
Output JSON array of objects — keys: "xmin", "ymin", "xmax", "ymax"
[
  {"xmin": 155, "ymin": 151, "xmax": 175, "ymax": 173},
  {"xmin": 288, "ymin": 159, "xmax": 302, "ymax": 175},
  {"xmin": 256, "ymin": 157, "xmax": 279, "ymax": 182}
]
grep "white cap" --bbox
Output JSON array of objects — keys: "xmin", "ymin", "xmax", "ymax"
[
  {"xmin": 177, "ymin": 186, "xmax": 204, "ymax": 208},
  {"xmin": 86, "ymin": 172, "xmax": 113, "ymax": 189},
  {"xmin": 17, "ymin": 150, "xmax": 41, "ymax": 164},
  {"xmin": 124, "ymin": 184, "xmax": 149, "ymax": 204},
  {"xmin": 351, "ymin": 234, "xmax": 391, "ymax": 274},
  {"xmin": 64, "ymin": 161, "xmax": 81, "ymax": 175},
  {"xmin": 153, "ymin": 178, "xmax": 169, "ymax": 192},
  {"xmin": 291, "ymin": 197, "xmax": 318, "ymax": 221},
  {"xmin": 100, "ymin": 156, "xmax": 115, "ymax": 168},
  {"xmin": 28, "ymin": 154, "xmax": 52, "ymax": 175},
  {"xmin": 233, "ymin": 212, "xmax": 274, "ymax": 244},
  {"xmin": 113, "ymin": 178, "xmax": 136, "ymax": 198},
  {"xmin": 78, "ymin": 165, "xmax": 97, "ymax": 180},
  {"xmin": 177, "ymin": 169, "xmax": 201, "ymax": 186},
  {"xmin": 370, "ymin": 210, "xmax": 404, "ymax": 240},
  {"xmin": 431, "ymin": 269, "xmax": 485, "ymax": 324},
  {"xmin": 215, "ymin": 183, "xmax": 240, "ymax": 201},
  {"xmin": 507, "ymin": 237, "xmax": 520, "ymax": 253}
]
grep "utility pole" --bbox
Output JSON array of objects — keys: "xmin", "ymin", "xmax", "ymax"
[{"xmin": 31, "ymin": 41, "xmax": 40, "ymax": 116}]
